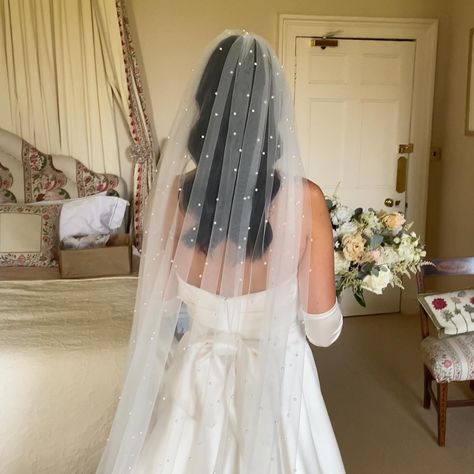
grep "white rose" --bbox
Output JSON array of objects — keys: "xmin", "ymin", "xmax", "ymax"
[
  {"xmin": 397, "ymin": 241, "xmax": 415, "ymax": 262},
  {"xmin": 335, "ymin": 221, "xmax": 358, "ymax": 237},
  {"xmin": 361, "ymin": 266, "xmax": 392, "ymax": 294},
  {"xmin": 334, "ymin": 251, "xmax": 350, "ymax": 274},
  {"xmin": 331, "ymin": 204, "xmax": 353, "ymax": 226},
  {"xmin": 381, "ymin": 247, "xmax": 400, "ymax": 265},
  {"xmin": 395, "ymin": 234, "xmax": 417, "ymax": 262}
]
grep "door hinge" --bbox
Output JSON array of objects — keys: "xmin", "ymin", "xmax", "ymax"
[{"xmin": 398, "ymin": 143, "xmax": 414, "ymax": 154}]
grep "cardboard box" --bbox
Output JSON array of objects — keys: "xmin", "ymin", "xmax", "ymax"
[{"xmin": 59, "ymin": 234, "xmax": 132, "ymax": 279}]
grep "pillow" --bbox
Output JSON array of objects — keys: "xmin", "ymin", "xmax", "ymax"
[
  {"xmin": 58, "ymin": 195, "xmax": 129, "ymax": 240},
  {"xmin": 0, "ymin": 204, "xmax": 61, "ymax": 267},
  {"xmin": 418, "ymin": 289, "xmax": 474, "ymax": 336}
]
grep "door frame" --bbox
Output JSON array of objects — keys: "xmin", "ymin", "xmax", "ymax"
[{"xmin": 278, "ymin": 15, "xmax": 438, "ymax": 313}]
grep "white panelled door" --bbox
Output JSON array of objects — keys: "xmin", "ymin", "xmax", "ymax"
[{"xmin": 294, "ymin": 37, "xmax": 416, "ymax": 315}]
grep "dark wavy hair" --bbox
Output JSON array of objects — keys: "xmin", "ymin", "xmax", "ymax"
[{"xmin": 180, "ymin": 35, "xmax": 281, "ymax": 260}]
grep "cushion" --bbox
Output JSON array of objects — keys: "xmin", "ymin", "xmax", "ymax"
[
  {"xmin": 0, "ymin": 204, "xmax": 61, "ymax": 267},
  {"xmin": 0, "ymin": 135, "xmax": 125, "ymax": 204},
  {"xmin": 421, "ymin": 334, "xmax": 474, "ymax": 383},
  {"xmin": 418, "ymin": 289, "xmax": 474, "ymax": 336}
]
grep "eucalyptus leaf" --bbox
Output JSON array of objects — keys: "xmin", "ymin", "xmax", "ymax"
[
  {"xmin": 354, "ymin": 290, "xmax": 366, "ymax": 307},
  {"xmin": 370, "ymin": 234, "xmax": 384, "ymax": 249},
  {"xmin": 360, "ymin": 262, "xmax": 374, "ymax": 273}
]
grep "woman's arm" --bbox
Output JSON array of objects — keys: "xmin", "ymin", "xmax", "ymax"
[{"xmin": 298, "ymin": 179, "xmax": 342, "ymax": 346}]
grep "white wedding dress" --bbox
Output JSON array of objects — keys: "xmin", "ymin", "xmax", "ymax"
[{"xmin": 133, "ymin": 275, "xmax": 345, "ymax": 474}]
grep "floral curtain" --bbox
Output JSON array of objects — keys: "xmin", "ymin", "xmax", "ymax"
[{"xmin": 110, "ymin": 0, "xmax": 155, "ymax": 249}]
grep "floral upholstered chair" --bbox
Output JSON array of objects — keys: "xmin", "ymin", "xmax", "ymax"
[{"xmin": 416, "ymin": 257, "xmax": 474, "ymax": 446}]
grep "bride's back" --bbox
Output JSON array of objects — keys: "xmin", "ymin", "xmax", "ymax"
[{"xmin": 175, "ymin": 178, "xmax": 314, "ymax": 297}]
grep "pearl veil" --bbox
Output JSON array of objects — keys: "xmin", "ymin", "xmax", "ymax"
[{"xmin": 97, "ymin": 31, "xmax": 320, "ymax": 473}]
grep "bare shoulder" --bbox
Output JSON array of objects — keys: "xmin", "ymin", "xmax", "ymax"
[{"xmin": 302, "ymin": 178, "xmax": 328, "ymax": 214}]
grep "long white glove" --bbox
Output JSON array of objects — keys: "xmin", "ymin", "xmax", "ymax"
[{"xmin": 302, "ymin": 302, "xmax": 343, "ymax": 347}]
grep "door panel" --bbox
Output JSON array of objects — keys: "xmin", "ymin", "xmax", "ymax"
[
  {"xmin": 294, "ymin": 38, "xmax": 416, "ymax": 315},
  {"xmin": 307, "ymin": 99, "xmax": 347, "ymax": 185}
]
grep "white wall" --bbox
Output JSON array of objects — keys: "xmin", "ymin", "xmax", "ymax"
[
  {"xmin": 425, "ymin": 0, "xmax": 474, "ymax": 258},
  {"xmin": 129, "ymin": 0, "xmax": 472, "ymax": 259}
]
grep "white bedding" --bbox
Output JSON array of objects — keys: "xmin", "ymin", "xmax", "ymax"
[{"xmin": 0, "ymin": 277, "xmax": 137, "ymax": 474}]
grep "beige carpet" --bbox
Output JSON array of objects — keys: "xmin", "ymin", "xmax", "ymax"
[{"xmin": 312, "ymin": 312, "xmax": 474, "ymax": 474}]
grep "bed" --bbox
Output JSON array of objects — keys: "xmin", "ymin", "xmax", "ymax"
[{"xmin": 0, "ymin": 129, "xmax": 138, "ymax": 473}]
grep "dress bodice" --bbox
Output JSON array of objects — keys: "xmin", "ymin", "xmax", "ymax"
[{"xmin": 177, "ymin": 275, "xmax": 298, "ymax": 340}]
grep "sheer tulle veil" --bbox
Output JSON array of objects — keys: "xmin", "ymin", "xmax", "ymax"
[{"xmin": 97, "ymin": 30, "xmax": 316, "ymax": 473}]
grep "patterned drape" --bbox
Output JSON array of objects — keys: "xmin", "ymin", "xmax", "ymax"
[{"xmin": 115, "ymin": 0, "xmax": 155, "ymax": 249}]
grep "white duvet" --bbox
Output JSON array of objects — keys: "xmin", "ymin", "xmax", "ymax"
[{"xmin": 0, "ymin": 277, "xmax": 137, "ymax": 474}]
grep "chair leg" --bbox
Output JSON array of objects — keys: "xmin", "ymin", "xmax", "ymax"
[
  {"xmin": 437, "ymin": 383, "xmax": 448, "ymax": 447},
  {"xmin": 423, "ymin": 365, "xmax": 432, "ymax": 409}
]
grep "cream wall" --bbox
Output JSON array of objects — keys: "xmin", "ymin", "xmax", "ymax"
[
  {"xmin": 425, "ymin": 0, "xmax": 474, "ymax": 257},
  {"xmin": 130, "ymin": 0, "xmax": 472, "ymax": 258}
]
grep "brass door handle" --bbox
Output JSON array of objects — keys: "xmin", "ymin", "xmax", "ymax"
[
  {"xmin": 396, "ymin": 156, "xmax": 408, "ymax": 193},
  {"xmin": 384, "ymin": 198, "xmax": 394, "ymax": 207}
]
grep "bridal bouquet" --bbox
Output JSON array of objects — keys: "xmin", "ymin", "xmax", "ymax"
[{"xmin": 326, "ymin": 196, "xmax": 427, "ymax": 306}]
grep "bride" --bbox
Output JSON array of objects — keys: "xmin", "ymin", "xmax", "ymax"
[{"xmin": 96, "ymin": 31, "xmax": 345, "ymax": 474}]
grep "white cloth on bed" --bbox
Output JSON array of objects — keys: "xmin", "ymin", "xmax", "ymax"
[{"xmin": 59, "ymin": 195, "xmax": 129, "ymax": 239}]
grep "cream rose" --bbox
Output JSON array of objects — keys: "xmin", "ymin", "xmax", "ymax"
[
  {"xmin": 381, "ymin": 212, "xmax": 406, "ymax": 233},
  {"xmin": 361, "ymin": 266, "xmax": 392, "ymax": 294},
  {"xmin": 342, "ymin": 233, "xmax": 366, "ymax": 263}
]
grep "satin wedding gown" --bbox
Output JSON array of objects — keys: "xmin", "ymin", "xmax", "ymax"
[{"xmin": 133, "ymin": 274, "xmax": 345, "ymax": 474}]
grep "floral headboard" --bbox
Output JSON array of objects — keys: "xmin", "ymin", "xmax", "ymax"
[{"xmin": 0, "ymin": 134, "xmax": 126, "ymax": 204}]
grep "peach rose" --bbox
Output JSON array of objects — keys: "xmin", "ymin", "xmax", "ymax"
[
  {"xmin": 381, "ymin": 212, "xmax": 406, "ymax": 233},
  {"xmin": 342, "ymin": 233, "xmax": 366, "ymax": 263}
]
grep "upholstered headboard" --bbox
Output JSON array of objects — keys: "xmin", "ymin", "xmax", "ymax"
[{"xmin": 0, "ymin": 128, "xmax": 127, "ymax": 204}]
